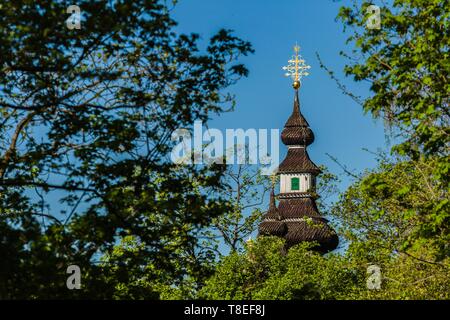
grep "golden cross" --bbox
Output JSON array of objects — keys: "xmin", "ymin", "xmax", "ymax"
[
  {"xmin": 293, "ymin": 44, "xmax": 300, "ymax": 82},
  {"xmin": 282, "ymin": 43, "xmax": 311, "ymax": 89}
]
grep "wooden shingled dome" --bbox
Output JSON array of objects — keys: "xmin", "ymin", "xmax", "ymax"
[{"xmin": 258, "ymin": 89, "xmax": 338, "ymax": 253}]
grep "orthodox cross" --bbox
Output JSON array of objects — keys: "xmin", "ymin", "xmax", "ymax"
[{"xmin": 282, "ymin": 44, "xmax": 311, "ymax": 89}]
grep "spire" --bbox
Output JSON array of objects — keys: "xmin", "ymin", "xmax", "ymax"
[
  {"xmin": 268, "ymin": 186, "xmax": 283, "ymax": 221},
  {"xmin": 284, "ymin": 90, "xmax": 311, "ymax": 128},
  {"xmin": 281, "ymin": 45, "xmax": 314, "ymax": 146},
  {"xmin": 281, "ymin": 87, "xmax": 315, "ymax": 147},
  {"xmin": 263, "ymin": 181, "xmax": 280, "ymax": 220},
  {"xmin": 269, "ymin": 187, "xmax": 276, "ymax": 209}
]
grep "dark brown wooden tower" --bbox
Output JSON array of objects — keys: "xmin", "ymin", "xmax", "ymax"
[{"xmin": 258, "ymin": 45, "xmax": 338, "ymax": 253}]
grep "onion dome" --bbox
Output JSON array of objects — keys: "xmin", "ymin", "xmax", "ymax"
[
  {"xmin": 279, "ymin": 197, "xmax": 339, "ymax": 252},
  {"xmin": 259, "ymin": 189, "xmax": 287, "ymax": 237},
  {"xmin": 281, "ymin": 91, "xmax": 315, "ymax": 146},
  {"xmin": 284, "ymin": 217, "xmax": 339, "ymax": 253},
  {"xmin": 278, "ymin": 147, "xmax": 321, "ymax": 174},
  {"xmin": 277, "ymin": 197, "xmax": 321, "ymax": 219},
  {"xmin": 259, "ymin": 220, "xmax": 288, "ymax": 237}
]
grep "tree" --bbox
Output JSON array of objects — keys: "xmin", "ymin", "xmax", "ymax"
[
  {"xmin": 332, "ymin": 155, "xmax": 448, "ymax": 258},
  {"xmin": 331, "ymin": 0, "xmax": 449, "ymax": 259},
  {"xmin": 337, "ymin": 0, "xmax": 449, "ymax": 159},
  {"xmin": 199, "ymin": 235, "xmax": 450, "ymax": 300},
  {"xmin": 330, "ymin": 154, "xmax": 450, "ymax": 296},
  {"xmin": 199, "ymin": 236, "xmax": 362, "ymax": 300},
  {"xmin": 212, "ymin": 163, "xmax": 272, "ymax": 253},
  {"xmin": 0, "ymin": 0, "xmax": 252, "ymax": 298}
]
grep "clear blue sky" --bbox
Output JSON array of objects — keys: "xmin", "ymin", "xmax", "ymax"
[{"xmin": 172, "ymin": 0, "xmax": 390, "ymax": 194}]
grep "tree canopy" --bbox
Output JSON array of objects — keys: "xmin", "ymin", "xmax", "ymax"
[
  {"xmin": 335, "ymin": 0, "xmax": 449, "ymax": 261},
  {"xmin": 0, "ymin": 0, "xmax": 252, "ymax": 298}
]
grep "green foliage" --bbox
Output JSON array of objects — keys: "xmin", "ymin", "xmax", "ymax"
[
  {"xmin": 0, "ymin": 0, "xmax": 252, "ymax": 298},
  {"xmin": 211, "ymin": 163, "xmax": 272, "ymax": 253},
  {"xmin": 200, "ymin": 236, "xmax": 450, "ymax": 300},
  {"xmin": 332, "ymin": 156, "xmax": 449, "ymax": 261},
  {"xmin": 345, "ymin": 241, "xmax": 450, "ymax": 300},
  {"xmin": 99, "ymin": 235, "xmax": 203, "ymax": 299},
  {"xmin": 199, "ymin": 237, "xmax": 361, "ymax": 300},
  {"xmin": 197, "ymin": 0, "xmax": 450, "ymax": 300},
  {"xmin": 315, "ymin": 165, "xmax": 341, "ymax": 215},
  {"xmin": 335, "ymin": 0, "xmax": 449, "ymax": 264},
  {"xmin": 328, "ymin": 154, "xmax": 450, "ymax": 299},
  {"xmin": 337, "ymin": 0, "xmax": 449, "ymax": 182}
]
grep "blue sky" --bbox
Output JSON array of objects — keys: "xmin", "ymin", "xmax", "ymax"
[{"xmin": 172, "ymin": 0, "xmax": 390, "ymax": 195}]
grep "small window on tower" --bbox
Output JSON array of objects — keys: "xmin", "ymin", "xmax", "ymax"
[{"xmin": 291, "ymin": 177, "xmax": 300, "ymax": 191}]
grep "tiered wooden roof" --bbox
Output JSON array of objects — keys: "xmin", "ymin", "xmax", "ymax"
[{"xmin": 258, "ymin": 89, "xmax": 338, "ymax": 253}]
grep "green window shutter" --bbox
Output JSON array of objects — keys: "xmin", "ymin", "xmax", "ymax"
[{"xmin": 291, "ymin": 177, "xmax": 300, "ymax": 191}]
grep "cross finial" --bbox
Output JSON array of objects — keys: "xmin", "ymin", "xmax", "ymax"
[{"xmin": 282, "ymin": 43, "xmax": 311, "ymax": 90}]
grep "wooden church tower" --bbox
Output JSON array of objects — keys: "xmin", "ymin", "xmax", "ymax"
[{"xmin": 258, "ymin": 45, "xmax": 339, "ymax": 253}]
